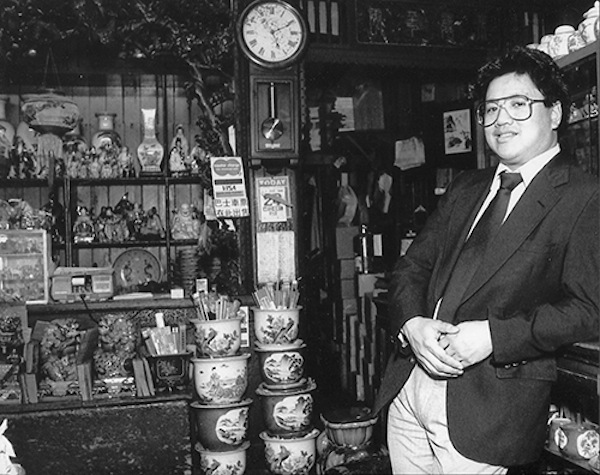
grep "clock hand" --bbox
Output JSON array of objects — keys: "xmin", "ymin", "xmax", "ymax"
[{"xmin": 271, "ymin": 20, "xmax": 294, "ymax": 33}]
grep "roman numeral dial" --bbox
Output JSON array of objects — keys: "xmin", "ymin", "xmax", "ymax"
[{"xmin": 238, "ymin": 0, "xmax": 308, "ymax": 69}]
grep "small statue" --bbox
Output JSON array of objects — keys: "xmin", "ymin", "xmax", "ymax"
[
  {"xmin": 171, "ymin": 203, "xmax": 200, "ymax": 240},
  {"xmin": 131, "ymin": 203, "xmax": 145, "ymax": 238},
  {"xmin": 117, "ymin": 146, "xmax": 134, "ymax": 178},
  {"xmin": 169, "ymin": 144, "xmax": 187, "ymax": 175},
  {"xmin": 95, "ymin": 206, "xmax": 110, "ymax": 242},
  {"xmin": 73, "ymin": 206, "xmax": 95, "ymax": 243},
  {"xmin": 88, "ymin": 154, "xmax": 101, "ymax": 179},
  {"xmin": 140, "ymin": 206, "xmax": 165, "ymax": 239},
  {"xmin": 102, "ymin": 207, "xmax": 128, "ymax": 242},
  {"xmin": 171, "ymin": 124, "xmax": 189, "ymax": 159}
]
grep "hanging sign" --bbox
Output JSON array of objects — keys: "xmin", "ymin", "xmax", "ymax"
[
  {"xmin": 256, "ymin": 176, "xmax": 292, "ymax": 223},
  {"xmin": 210, "ymin": 156, "xmax": 250, "ymax": 218}
]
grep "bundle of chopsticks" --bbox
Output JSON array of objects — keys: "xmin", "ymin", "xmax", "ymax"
[
  {"xmin": 142, "ymin": 312, "xmax": 187, "ymax": 355},
  {"xmin": 252, "ymin": 279, "xmax": 300, "ymax": 310},
  {"xmin": 191, "ymin": 291, "xmax": 241, "ymax": 321}
]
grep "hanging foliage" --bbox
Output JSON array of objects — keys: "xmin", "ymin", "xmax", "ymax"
[{"xmin": 0, "ymin": 0, "xmax": 236, "ymax": 155}]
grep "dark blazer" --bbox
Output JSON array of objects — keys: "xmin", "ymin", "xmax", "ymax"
[{"xmin": 373, "ymin": 152, "xmax": 599, "ymax": 466}]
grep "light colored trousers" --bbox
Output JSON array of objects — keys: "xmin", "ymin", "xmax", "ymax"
[{"xmin": 387, "ymin": 365, "xmax": 508, "ymax": 475}]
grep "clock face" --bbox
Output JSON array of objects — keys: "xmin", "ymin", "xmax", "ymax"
[{"xmin": 239, "ymin": 0, "xmax": 308, "ymax": 68}]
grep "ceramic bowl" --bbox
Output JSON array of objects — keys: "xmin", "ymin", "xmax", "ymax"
[
  {"xmin": 255, "ymin": 342, "xmax": 306, "ymax": 387},
  {"xmin": 196, "ymin": 440, "xmax": 250, "ymax": 475},
  {"xmin": 256, "ymin": 379, "xmax": 316, "ymax": 436},
  {"xmin": 320, "ymin": 406, "xmax": 378, "ymax": 449},
  {"xmin": 191, "ymin": 317, "xmax": 242, "ymax": 357},
  {"xmin": 260, "ymin": 428, "xmax": 319, "ymax": 475},
  {"xmin": 146, "ymin": 352, "xmax": 192, "ymax": 391},
  {"xmin": 191, "ymin": 398, "xmax": 252, "ymax": 451},
  {"xmin": 192, "ymin": 353, "xmax": 250, "ymax": 404},
  {"xmin": 252, "ymin": 307, "xmax": 301, "ymax": 345}
]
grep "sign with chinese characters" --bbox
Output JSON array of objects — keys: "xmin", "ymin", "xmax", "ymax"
[
  {"xmin": 256, "ymin": 176, "xmax": 292, "ymax": 223},
  {"xmin": 210, "ymin": 156, "xmax": 250, "ymax": 218}
]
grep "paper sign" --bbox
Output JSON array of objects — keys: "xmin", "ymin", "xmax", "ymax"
[
  {"xmin": 256, "ymin": 176, "xmax": 292, "ymax": 223},
  {"xmin": 210, "ymin": 156, "xmax": 250, "ymax": 218}
]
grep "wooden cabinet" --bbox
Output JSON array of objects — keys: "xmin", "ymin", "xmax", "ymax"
[{"xmin": 0, "ymin": 69, "xmax": 210, "ymax": 292}]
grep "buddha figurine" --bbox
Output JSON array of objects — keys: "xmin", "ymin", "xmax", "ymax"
[{"xmin": 171, "ymin": 203, "xmax": 200, "ymax": 240}]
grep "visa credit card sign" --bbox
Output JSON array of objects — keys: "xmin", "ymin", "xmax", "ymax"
[{"xmin": 210, "ymin": 157, "xmax": 250, "ymax": 218}]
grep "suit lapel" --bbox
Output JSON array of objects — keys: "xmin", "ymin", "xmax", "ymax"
[
  {"xmin": 434, "ymin": 171, "xmax": 493, "ymax": 301},
  {"xmin": 461, "ymin": 159, "xmax": 568, "ymax": 302}
]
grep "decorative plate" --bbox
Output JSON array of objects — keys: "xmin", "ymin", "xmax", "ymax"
[{"xmin": 113, "ymin": 248, "xmax": 161, "ymax": 292}]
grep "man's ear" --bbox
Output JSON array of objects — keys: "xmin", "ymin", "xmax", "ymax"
[{"xmin": 551, "ymin": 101, "xmax": 562, "ymax": 130}]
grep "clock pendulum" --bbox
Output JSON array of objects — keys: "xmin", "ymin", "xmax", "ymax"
[{"xmin": 261, "ymin": 82, "xmax": 284, "ymax": 141}]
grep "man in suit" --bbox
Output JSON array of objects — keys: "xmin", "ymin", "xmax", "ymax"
[{"xmin": 374, "ymin": 46, "xmax": 599, "ymax": 474}]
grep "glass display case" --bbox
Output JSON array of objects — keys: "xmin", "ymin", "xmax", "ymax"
[
  {"xmin": 0, "ymin": 229, "xmax": 51, "ymax": 304},
  {"xmin": 557, "ymin": 41, "xmax": 599, "ymax": 177}
]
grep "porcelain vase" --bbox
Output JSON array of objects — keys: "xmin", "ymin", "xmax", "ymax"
[
  {"xmin": 92, "ymin": 112, "xmax": 121, "ymax": 151},
  {"xmin": 137, "ymin": 108, "xmax": 164, "ymax": 175}
]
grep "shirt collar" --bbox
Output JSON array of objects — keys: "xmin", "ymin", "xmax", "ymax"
[{"xmin": 496, "ymin": 144, "xmax": 560, "ymax": 187}]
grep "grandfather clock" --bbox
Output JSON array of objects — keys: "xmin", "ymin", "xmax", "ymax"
[{"xmin": 236, "ymin": 0, "xmax": 308, "ymax": 166}]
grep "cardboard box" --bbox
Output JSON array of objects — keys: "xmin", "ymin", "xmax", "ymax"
[
  {"xmin": 335, "ymin": 226, "xmax": 358, "ymax": 259},
  {"xmin": 357, "ymin": 273, "xmax": 384, "ymax": 296},
  {"xmin": 336, "ymin": 258, "xmax": 356, "ymax": 279},
  {"xmin": 340, "ymin": 278, "xmax": 355, "ymax": 299}
]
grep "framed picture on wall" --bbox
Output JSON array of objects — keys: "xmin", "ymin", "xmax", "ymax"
[{"xmin": 443, "ymin": 108, "xmax": 473, "ymax": 155}]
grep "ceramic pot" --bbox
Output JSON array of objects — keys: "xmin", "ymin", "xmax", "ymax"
[
  {"xmin": 568, "ymin": 30, "xmax": 587, "ymax": 52},
  {"xmin": 256, "ymin": 379, "xmax": 316, "ymax": 436},
  {"xmin": 147, "ymin": 352, "xmax": 192, "ymax": 391},
  {"xmin": 191, "ymin": 398, "xmax": 252, "ymax": 451},
  {"xmin": 137, "ymin": 108, "xmax": 164, "ymax": 175},
  {"xmin": 581, "ymin": 3, "xmax": 600, "ymax": 45},
  {"xmin": 192, "ymin": 353, "xmax": 250, "ymax": 404},
  {"xmin": 191, "ymin": 317, "xmax": 242, "ymax": 358},
  {"xmin": 197, "ymin": 440, "xmax": 249, "ymax": 475},
  {"xmin": 260, "ymin": 428, "xmax": 320, "ymax": 475},
  {"xmin": 558, "ymin": 422, "xmax": 600, "ymax": 460},
  {"xmin": 548, "ymin": 417, "xmax": 572, "ymax": 452},
  {"xmin": 252, "ymin": 307, "xmax": 301, "ymax": 345},
  {"xmin": 21, "ymin": 89, "xmax": 80, "ymax": 136},
  {"xmin": 548, "ymin": 25, "xmax": 575, "ymax": 58},
  {"xmin": 537, "ymin": 35, "xmax": 553, "ymax": 55},
  {"xmin": 320, "ymin": 406, "xmax": 378, "ymax": 449},
  {"xmin": 92, "ymin": 112, "xmax": 121, "ymax": 150},
  {"xmin": 255, "ymin": 342, "xmax": 306, "ymax": 387}
]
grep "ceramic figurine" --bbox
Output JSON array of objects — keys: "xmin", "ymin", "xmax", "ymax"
[
  {"xmin": 117, "ymin": 146, "xmax": 134, "ymax": 178},
  {"xmin": 73, "ymin": 206, "xmax": 95, "ymax": 243},
  {"xmin": 169, "ymin": 144, "xmax": 187, "ymax": 175},
  {"xmin": 170, "ymin": 124, "xmax": 189, "ymax": 162},
  {"xmin": 171, "ymin": 203, "xmax": 200, "ymax": 240},
  {"xmin": 140, "ymin": 206, "xmax": 165, "ymax": 239}
]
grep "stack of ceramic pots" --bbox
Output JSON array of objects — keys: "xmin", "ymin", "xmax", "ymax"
[
  {"xmin": 190, "ymin": 316, "xmax": 252, "ymax": 474},
  {"xmin": 253, "ymin": 306, "xmax": 320, "ymax": 475}
]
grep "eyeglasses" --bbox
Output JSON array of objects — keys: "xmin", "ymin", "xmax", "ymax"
[{"xmin": 476, "ymin": 95, "xmax": 547, "ymax": 127}]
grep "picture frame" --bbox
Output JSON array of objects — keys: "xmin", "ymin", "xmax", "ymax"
[{"xmin": 443, "ymin": 108, "xmax": 473, "ymax": 155}]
